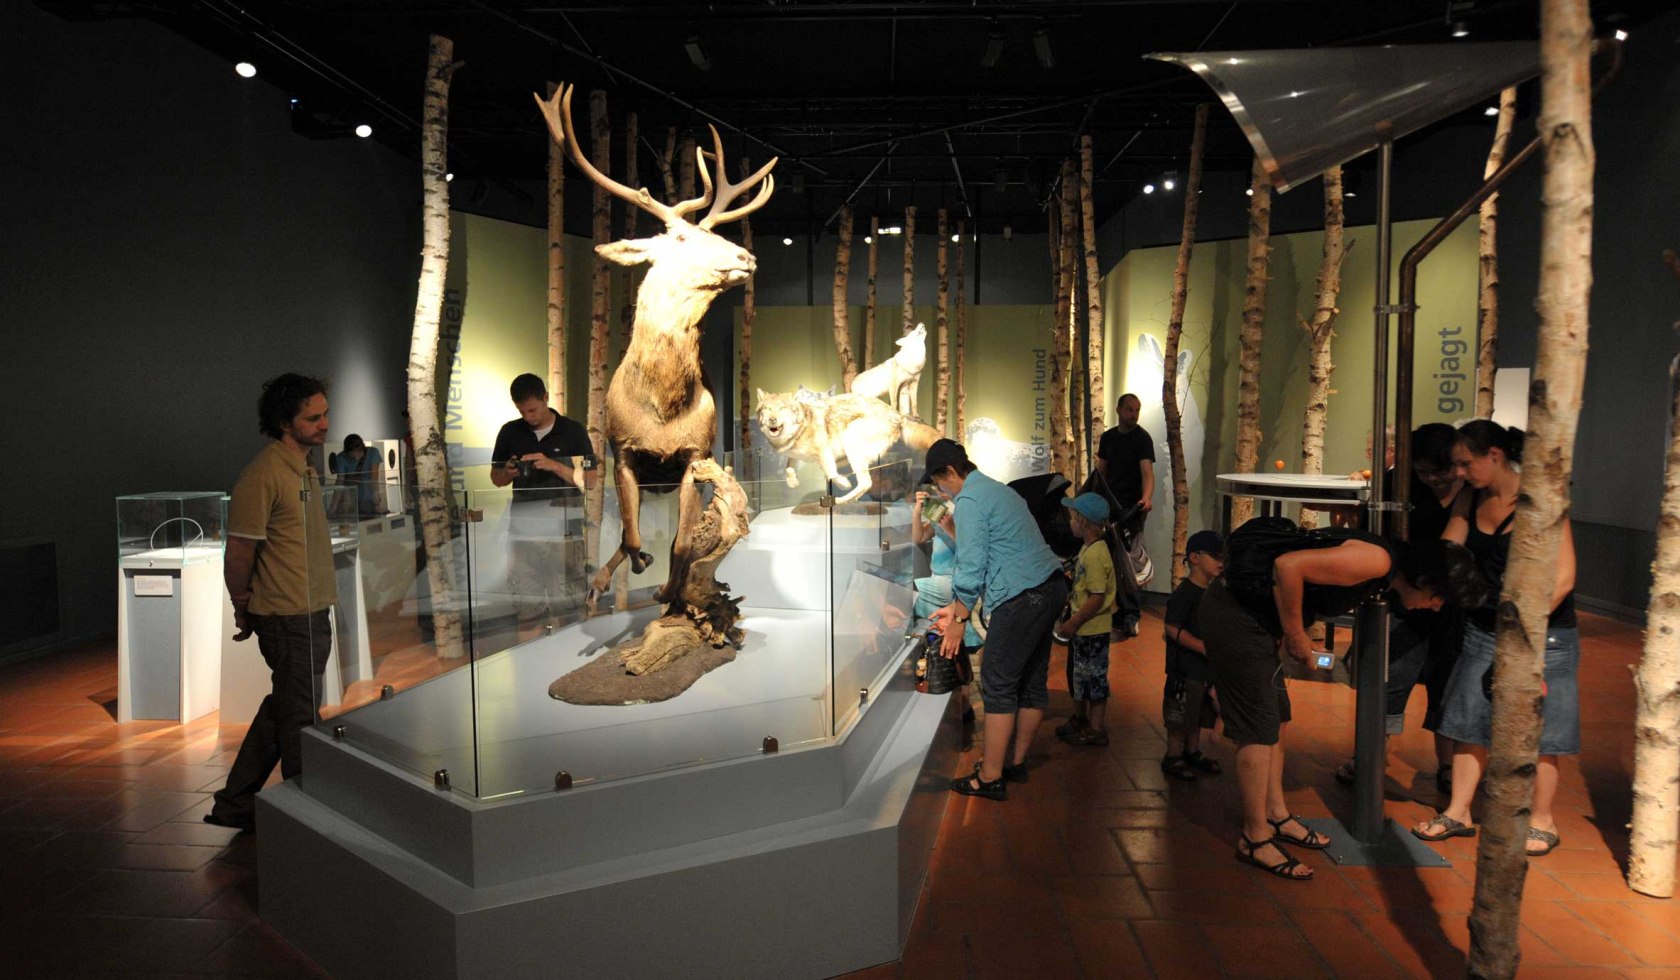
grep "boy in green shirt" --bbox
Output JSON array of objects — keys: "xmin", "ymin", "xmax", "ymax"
[{"xmin": 1054, "ymin": 493, "xmax": 1118, "ymax": 747}]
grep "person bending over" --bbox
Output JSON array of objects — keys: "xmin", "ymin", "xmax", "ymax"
[
  {"xmin": 925, "ymin": 440, "xmax": 1066, "ymax": 801},
  {"xmin": 1203, "ymin": 526, "xmax": 1479, "ymax": 880}
]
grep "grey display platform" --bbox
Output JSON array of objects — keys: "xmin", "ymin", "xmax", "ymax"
[{"xmin": 257, "ymin": 631, "xmax": 959, "ymax": 980}]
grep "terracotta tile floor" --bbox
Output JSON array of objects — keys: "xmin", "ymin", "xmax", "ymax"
[{"xmin": 1, "ymin": 608, "xmax": 1674, "ymax": 978}]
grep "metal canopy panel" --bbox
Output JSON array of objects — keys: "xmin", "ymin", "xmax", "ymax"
[{"xmin": 1147, "ymin": 42, "xmax": 1540, "ymax": 192}]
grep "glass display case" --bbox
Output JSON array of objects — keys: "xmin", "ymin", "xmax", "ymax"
[
  {"xmin": 116, "ymin": 491, "xmax": 225, "ymax": 566},
  {"xmin": 115, "ymin": 491, "xmax": 228, "ymax": 723},
  {"xmin": 306, "ymin": 450, "xmax": 923, "ymax": 801}
]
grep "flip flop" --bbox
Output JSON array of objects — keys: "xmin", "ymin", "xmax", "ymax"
[
  {"xmin": 1527, "ymin": 826, "xmax": 1560, "ymax": 856},
  {"xmin": 1268, "ymin": 814, "xmax": 1330, "ymax": 849},
  {"xmin": 1412, "ymin": 813, "xmax": 1477, "ymax": 841}
]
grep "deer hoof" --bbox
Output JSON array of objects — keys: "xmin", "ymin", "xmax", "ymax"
[{"xmin": 630, "ymin": 551, "xmax": 654, "ymax": 574}]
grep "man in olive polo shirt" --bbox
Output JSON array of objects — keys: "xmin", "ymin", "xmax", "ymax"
[{"xmin": 205, "ymin": 373, "xmax": 338, "ymax": 833}]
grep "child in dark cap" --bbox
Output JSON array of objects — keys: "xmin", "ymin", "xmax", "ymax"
[{"xmin": 1161, "ymin": 529, "xmax": 1225, "ymax": 780}]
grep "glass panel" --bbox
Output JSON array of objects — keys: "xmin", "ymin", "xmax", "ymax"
[
  {"xmin": 311, "ymin": 475, "xmax": 479, "ymax": 797},
  {"xmin": 828, "ymin": 455, "xmax": 919, "ymax": 737},
  {"xmin": 450, "ymin": 448, "xmax": 834, "ymax": 800},
  {"xmin": 116, "ymin": 491, "xmax": 225, "ymax": 564}
]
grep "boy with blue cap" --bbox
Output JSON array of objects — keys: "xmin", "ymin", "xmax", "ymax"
[{"xmin": 1054, "ymin": 492, "xmax": 1119, "ymax": 747}]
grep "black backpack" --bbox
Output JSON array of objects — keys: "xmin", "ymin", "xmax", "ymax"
[{"xmin": 1224, "ymin": 516, "xmax": 1373, "ymax": 631}]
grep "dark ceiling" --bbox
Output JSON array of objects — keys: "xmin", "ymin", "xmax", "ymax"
[{"xmin": 40, "ymin": 0, "xmax": 1672, "ymax": 236}]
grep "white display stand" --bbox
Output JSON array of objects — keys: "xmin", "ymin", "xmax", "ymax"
[
  {"xmin": 117, "ymin": 546, "xmax": 224, "ymax": 723},
  {"xmin": 219, "ymin": 535, "xmax": 372, "ymax": 720},
  {"xmin": 372, "ymin": 438, "xmax": 406, "ymax": 514}
]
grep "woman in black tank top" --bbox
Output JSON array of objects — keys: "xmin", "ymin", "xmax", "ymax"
[{"xmin": 1413, "ymin": 421, "xmax": 1578, "ymax": 857}]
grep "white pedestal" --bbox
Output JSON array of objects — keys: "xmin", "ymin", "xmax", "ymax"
[
  {"xmin": 218, "ymin": 537, "xmax": 372, "ymax": 721},
  {"xmin": 117, "ymin": 547, "xmax": 225, "ymax": 723}
]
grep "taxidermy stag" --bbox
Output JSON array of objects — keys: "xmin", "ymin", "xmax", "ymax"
[{"xmin": 535, "ymin": 84, "xmax": 774, "ymax": 678}]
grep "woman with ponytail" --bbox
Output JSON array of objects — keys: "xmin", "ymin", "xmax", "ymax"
[{"xmin": 1412, "ymin": 420, "xmax": 1578, "ymax": 856}]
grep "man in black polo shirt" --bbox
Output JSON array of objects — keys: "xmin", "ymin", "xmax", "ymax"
[
  {"xmin": 490, "ymin": 373, "xmax": 595, "ymax": 626},
  {"xmin": 1093, "ymin": 392, "xmax": 1155, "ymax": 636}
]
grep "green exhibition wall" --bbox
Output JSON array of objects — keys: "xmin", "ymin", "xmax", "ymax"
[
  {"xmin": 446, "ymin": 212, "xmax": 624, "ymax": 490},
  {"xmin": 1105, "ymin": 216, "xmax": 1480, "ymax": 588},
  {"xmin": 737, "ymin": 304, "xmax": 1059, "ymax": 478}
]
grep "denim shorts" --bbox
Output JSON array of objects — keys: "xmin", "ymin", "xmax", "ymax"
[
  {"xmin": 979, "ymin": 576, "xmax": 1069, "ymax": 714},
  {"xmin": 1066, "ymin": 633, "xmax": 1110, "ymax": 702},
  {"xmin": 1434, "ymin": 622, "xmax": 1581, "ymax": 755}
]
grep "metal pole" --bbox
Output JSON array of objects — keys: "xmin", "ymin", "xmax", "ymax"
[
  {"xmin": 1349, "ymin": 141, "xmax": 1396, "ymax": 847},
  {"xmin": 1368, "ymin": 141, "xmax": 1393, "ymax": 532},
  {"xmin": 1351, "ymin": 596, "xmax": 1390, "ymax": 842}
]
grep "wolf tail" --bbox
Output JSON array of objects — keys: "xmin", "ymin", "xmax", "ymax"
[{"xmin": 901, "ymin": 419, "xmax": 942, "ymax": 452}]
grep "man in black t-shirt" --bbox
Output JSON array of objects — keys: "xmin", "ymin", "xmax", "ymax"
[
  {"xmin": 1093, "ymin": 393, "xmax": 1155, "ymax": 635},
  {"xmin": 490, "ymin": 373, "xmax": 596, "ymax": 625}
]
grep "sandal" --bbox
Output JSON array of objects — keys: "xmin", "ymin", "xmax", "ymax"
[
  {"xmin": 1160, "ymin": 754, "xmax": 1198, "ymax": 781},
  {"xmin": 974, "ymin": 760, "xmax": 1030, "ymax": 784},
  {"xmin": 1183, "ymin": 750, "xmax": 1221, "ymax": 775},
  {"xmin": 1235, "ymin": 833, "xmax": 1313, "ymax": 881},
  {"xmin": 1268, "ymin": 814, "xmax": 1330, "ymax": 850},
  {"xmin": 1053, "ymin": 716, "xmax": 1089, "ymax": 739},
  {"xmin": 950, "ymin": 771, "xmax": 1007, "ymax": 801},
  {"xmin": 1411, "ymin": 813, "xmax": 1477, "ymax": 841},
  {"xmin": 1527, "ymin": 826, "xmax": 1560, "ymax": 857}
]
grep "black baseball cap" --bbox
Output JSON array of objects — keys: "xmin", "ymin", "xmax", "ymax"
[
  {"xmin": 920, "ymin": 439, "xmax": 970, "ymax": 487},
  {"xmin": 1186, "ymin": 530, "xmax": 1224, "ymax": 557}
]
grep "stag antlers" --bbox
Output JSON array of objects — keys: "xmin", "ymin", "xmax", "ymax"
[{"xmin": 534, "ymin": 83, "xmax": 776, "ymax": 230}]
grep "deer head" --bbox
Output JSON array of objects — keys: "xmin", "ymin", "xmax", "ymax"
[{"xmin": 534, "ymin": 84, "xmax": 777, "ymax": 299}]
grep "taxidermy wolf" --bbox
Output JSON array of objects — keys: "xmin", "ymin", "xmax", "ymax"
[
  {"xmin": 849, "ymin": 322, "xmax": 927, "ymax": 418},
  {"xmin": 756, "ymin": 389, "xmax": 940, "ymax": 504}
]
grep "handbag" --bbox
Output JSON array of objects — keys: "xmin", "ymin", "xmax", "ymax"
[{"xmin": 922, "ymin": 631, "xmax": 973, "ymax": 695}]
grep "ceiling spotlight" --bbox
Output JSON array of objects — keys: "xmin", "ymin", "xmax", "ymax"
[
  {"xmin": 1615, "ymin": 29, "xmax": 1628, "ymax": 41},
  {"xmin": 684, "ymin": 34, "xmax": 712, "ymax": 71},
  {"xmin": 1031, "ymin": 19, "xmax": 1056, "ymax": 69},
  {"xmin": 980, "ymin": 19, "xmax": 1004, "ymax": 69},
  {"xmin": 1449, "ymin": 21, "xmax": 1470, "ymax": 37},
  {"xmin": 782, "ymin": 237, "xmax": 793, "ymax": 246},
  {"xmin": 234, "ymin": 61, "xmax": 257, "ymax": 78},
  {"xmin": 1142, "ymin": 183, "xmax": 1155, "ymax": 195},
  {"xmin": 863, "ymin": 235, "xmax": 872, "ymax": 244},
  {"xmin": 951, "ymin": 234, "xmax": 960, "ymax": 243},
  {"xmin": 354, "ymin": 123, "xmax": 373, "ymax": 138},
  {"xmin": 445, "ymin": 172, "xmax": 455, "ymax": 182},
  {"xmin": 1484, "ymin": 105, "xmax": 1500, "ymax": 116},
  {"xmin": 1162, "ymin": 178, "xmax": 1176, "ymax": 191},
  {"xmin": 1245, "ymin": 187, "xmax": 1254, "ymax": 197}
]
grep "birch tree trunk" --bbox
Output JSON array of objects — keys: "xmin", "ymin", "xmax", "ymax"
[
  {"xmin": 1047, "ymin": 202, "xmax": 1063, "ymax": 477},
  {"xmin": 659, "ymin": 126, "xmax": 678, "ymax": 204},
  {"xmin": 1080, "ymin": 135, "xmax": 1105, "ymax": 485},
  {"xmin": 1052, "ymin": 159, "xmax": 1078, "ymax": 481},
  {"xmin": 1469, "ymin": 3, "xmax": 1594, "ymax": 974},
  {"xmin": 584, "ymin": 90, "xmax": 612, "ymax": 587},
  {"xmin": 1230, "ymin": 158, "xmax": 1273, "ymax": 529},
  {"xmin": 1476, "ymin": 87, "xmax": 1519, "ymax": 419},
  {"xmin": 678, "ymin": 135, "xmax": 697, "ymax": 202},
  {"xmin": 738, "ymin": 157, "xmax": 756, "ymax": 481},
  {"xmin": 1630, "ymin": 274, "xmax": 1680, "ymax": 895},
  {"xmin": 865, "ymin": 216, "xmax": 879, "ymax": 368},
  {"xmin": 1162, "ymin": 105, "xmax": 1208, "ymax": 585},
  {"xmin": 407, "ymin": 35, "xmax": 465, "ymax": 659},
  {"xmin": 832, "ymin": 205, "xmax": 858, "ymax": 388},
  {"xmin": 955, "ymin": 220, "xmax": 968, "ymax": 439},
  {"xmin": 936, "ymin": 208, "xmax": 950, "ymax": 432},
  {"xmin": 544, "ymin": 82, "xmax": 567, "ymax": 413},
  {"xmin": 902, "ymin": 206, "xmax": 917, "ymax": 336},
  {"xmin": 1298, "ymin": 167, "xmax": 1347, "ymax": 530}
]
